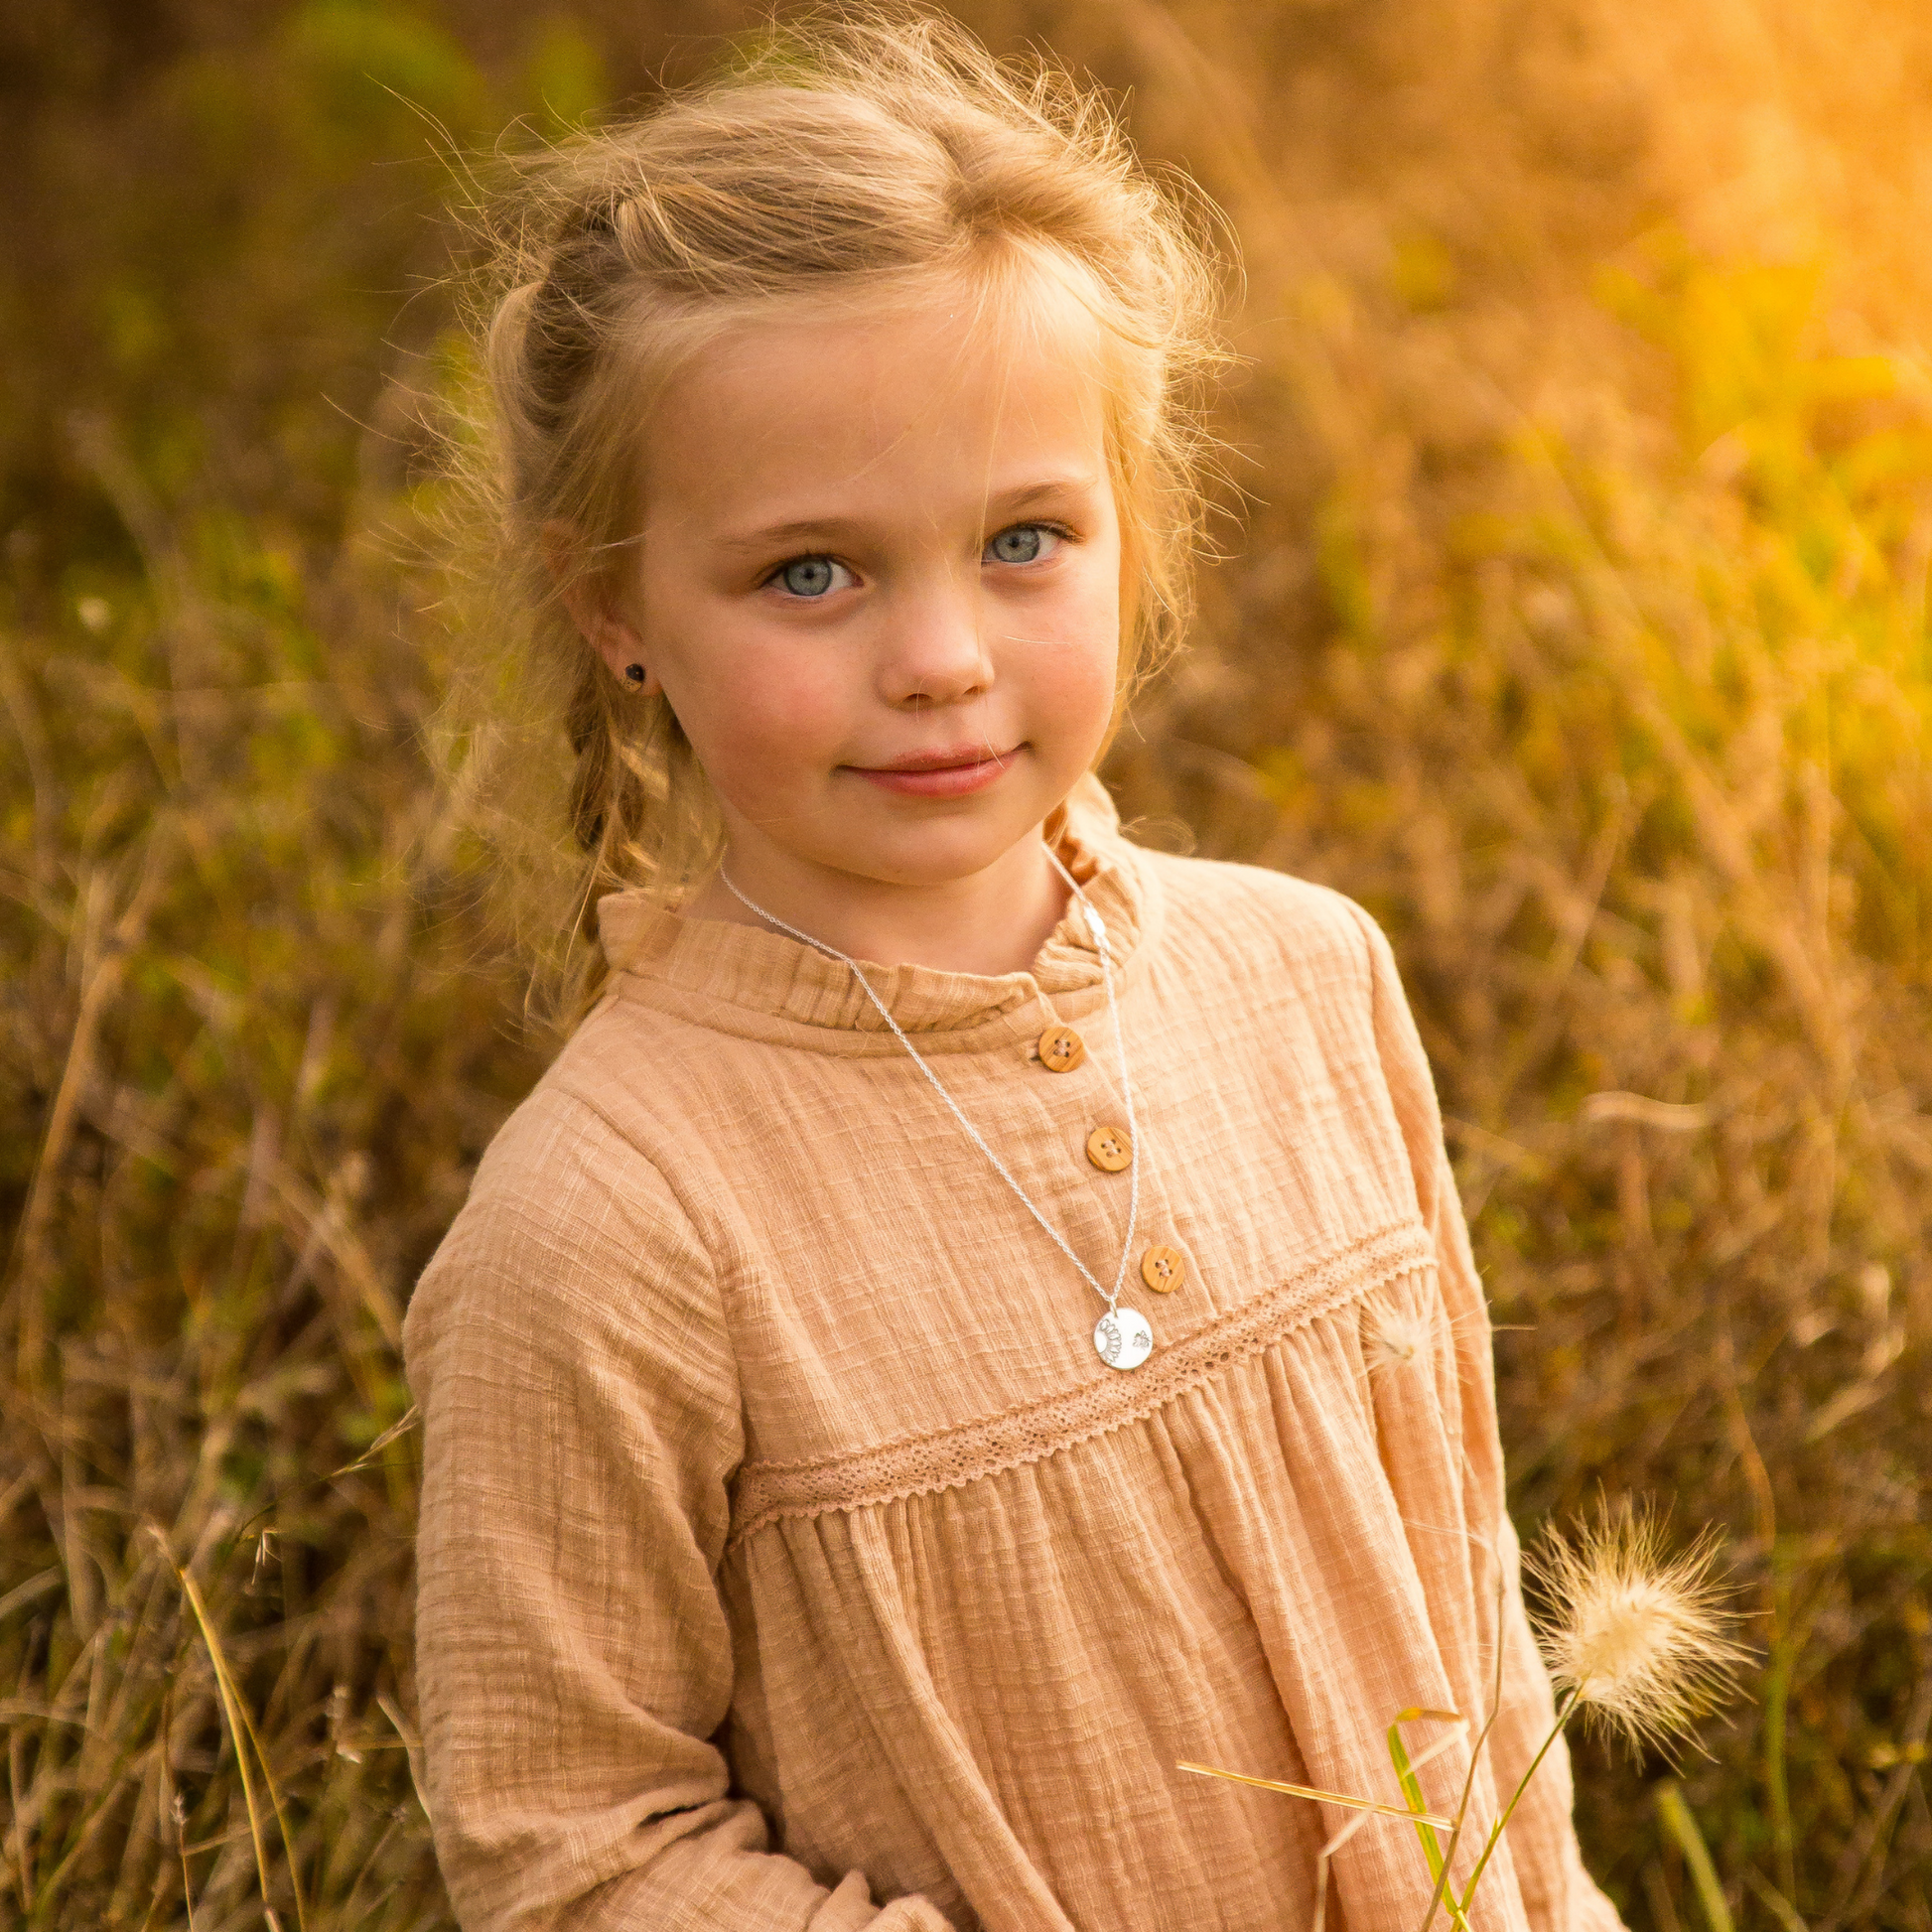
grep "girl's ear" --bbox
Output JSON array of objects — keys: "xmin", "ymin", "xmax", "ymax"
[{"xmin": 540, "ymin": 520, "xmax": 661, "ymax": 696}]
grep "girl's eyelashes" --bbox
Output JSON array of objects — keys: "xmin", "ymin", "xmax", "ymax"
[
  {"xmin": 767, "ymin": 555, "xmax": 858, "ymax": 599},
  {"xmin": 984, "ymin": 521, "xmax": 1067, "ymax": 567}
]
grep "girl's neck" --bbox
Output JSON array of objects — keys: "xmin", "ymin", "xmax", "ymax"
[{"xmin": 686, "ymin": 827, "xmax": 1071, "ymax": 978}]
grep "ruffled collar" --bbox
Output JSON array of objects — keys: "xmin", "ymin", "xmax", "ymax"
[{"xmin": 594, "ymin": 774, "xmax": 1158, "ymax": 1053}]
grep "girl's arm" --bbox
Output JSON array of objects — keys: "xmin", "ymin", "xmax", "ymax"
[
  {"xmin": 1351, "ymin": 905, "xmax": 1627, "ymax": 1932},
  {"xmin": 404, "ymin": 1084, "xmax": 954, "ymax": 1932}
]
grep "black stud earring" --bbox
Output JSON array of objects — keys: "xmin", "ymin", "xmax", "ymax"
[{"xmin": 623, "ymin": 663, "xmax": 646, "ymax": 684}]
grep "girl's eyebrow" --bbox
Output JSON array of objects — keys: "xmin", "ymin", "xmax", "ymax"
[
  {"xmin": 991, "ymin": 476, "xmax": 1100, "ymax": 515},
  {"xmin": 714, "ymin": 475, "xmax": 1102, "ymax": 555}
]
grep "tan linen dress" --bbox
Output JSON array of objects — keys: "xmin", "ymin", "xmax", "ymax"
[{"xmin": 405, "ymin": 778, "xmax": 1624, "ymax": 1932}]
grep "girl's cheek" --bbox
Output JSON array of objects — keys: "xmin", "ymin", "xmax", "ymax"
[
  {"xmin": 1021, "ymin": 597, "xmax": 1122, "ymax": 731},
  {"xmin": 693, "ymin": 653, "xmax": 851, "ymax": 785}
]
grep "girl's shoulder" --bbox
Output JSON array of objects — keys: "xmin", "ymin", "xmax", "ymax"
[
  {"xmin": 401, "ymin": 1047, "xmax": 728, "ymax": 1404},
  {"xmin": 1123, "ymin": 838, "xmax": 1394, "ymax": 994},
  {"xmin": 1120, "ymin": 840, "xmax": 1436, "ymax": 1129}
]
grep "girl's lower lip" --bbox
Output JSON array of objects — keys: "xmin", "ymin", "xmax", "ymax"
[{"xmin": 848, "ymin": 752, "xmax": 1020, "ymax": 798}]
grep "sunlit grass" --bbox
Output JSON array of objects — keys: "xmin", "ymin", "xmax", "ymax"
[{"xmin": 5, "ymin": 2, "xmax": 1932, "ymax": 1925}]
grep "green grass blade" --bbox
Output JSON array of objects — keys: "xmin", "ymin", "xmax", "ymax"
[
  {"xmin": 1387, "ymin": 1711, "xmax": 1474, "ymax": 1931},
  {"xmin": 1656, "ymin": 1782, "xmax": 1734, "ymax": 1932},
  {"xmin": 1387, "ymin": 1720, "xmax": 1449, "ymax": 1886}
]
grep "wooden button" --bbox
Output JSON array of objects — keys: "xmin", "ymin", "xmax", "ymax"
[
  {"xmin": 1086, "ymin": 1125, "xmax": 1131, "ymax": 1173},
  {"xmin": 1037, "ymin": 1024, "xmax": 1086, "ymax": 1073},
  {"xmin": 1141, "ymin": 1244, "xmax": 1185, "ymax": 1294}
]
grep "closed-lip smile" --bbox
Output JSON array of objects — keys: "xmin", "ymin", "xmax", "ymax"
[{"xmin": 846, "ymin": 743, "xmax": 1023, "ymax": 798}]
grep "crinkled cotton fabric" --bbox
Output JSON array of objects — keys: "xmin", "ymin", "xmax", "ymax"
[{"xmin": 404, "ymin": 776, "xmax": 1625, "ymax": 1932}]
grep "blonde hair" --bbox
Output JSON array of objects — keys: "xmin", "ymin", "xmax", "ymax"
[{"xmin": 439, "ymin": 5, "xmax": 1228, "ymax": 1024}]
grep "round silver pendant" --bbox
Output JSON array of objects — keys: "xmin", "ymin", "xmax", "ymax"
[{"xmin": 1094, "ymin": 1306, "xmax": 1154, "ymax": 1371}]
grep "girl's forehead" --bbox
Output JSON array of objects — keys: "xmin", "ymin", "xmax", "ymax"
[
  {"xmin": 639, "ymin": 285, "xmax": 1114, "ymax": 530},
  {"xmin": 687, "ymin": 276, "xmax": 1110, "ymax": 427}
]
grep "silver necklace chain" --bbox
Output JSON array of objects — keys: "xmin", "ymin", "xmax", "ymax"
[{"xmin": 717, "ymin": 847, "xmax": 1144, "ymax": 1318}]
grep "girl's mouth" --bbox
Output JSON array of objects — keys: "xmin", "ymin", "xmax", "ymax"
[{"xmin": 846, "ymin": 745, "xmax": 1023, "ymax": 799}]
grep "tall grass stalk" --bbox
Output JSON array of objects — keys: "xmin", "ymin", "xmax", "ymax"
[{"xmin": 1657, "ymin": 1784, "xmax": 1736, "ymax": 1932}]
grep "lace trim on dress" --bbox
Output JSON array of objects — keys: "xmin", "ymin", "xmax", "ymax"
[{"xmin": 726, "ymin": 1220, "xmax": 1436, "ymax": 1550}]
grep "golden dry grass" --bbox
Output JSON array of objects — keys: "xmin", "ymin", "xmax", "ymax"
[{"xmin": 4, "ymin": 1, "xmax": 1931, "ymax": 1925}]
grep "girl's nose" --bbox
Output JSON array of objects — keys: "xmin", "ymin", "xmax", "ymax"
[{"xmin": 877, "ymin": 578, "xmax": 992, "ymax": 709}]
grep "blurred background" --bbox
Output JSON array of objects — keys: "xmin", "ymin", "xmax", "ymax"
[{"xmin": 5, "ymin": 1, "xmax": 1932, "ymax": 1925}]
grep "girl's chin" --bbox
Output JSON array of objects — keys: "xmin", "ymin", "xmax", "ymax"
[{"xmin": 791, "ymin": 809, "xmax": 1056, "ymax": 890}]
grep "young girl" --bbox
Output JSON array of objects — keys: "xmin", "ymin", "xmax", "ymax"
[{"xmin": 404, "ymin": 16, "xmax": 1624, "ymax": 1931}]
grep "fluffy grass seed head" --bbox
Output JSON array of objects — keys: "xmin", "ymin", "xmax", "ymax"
[
  {"xmin": 1525, "ymin": 1499, "xmax": 1751, "ymax": 1758},
  {"xmin": 1364, "ymin": 1300, "xmax": 1428, "ymax": 1373}
]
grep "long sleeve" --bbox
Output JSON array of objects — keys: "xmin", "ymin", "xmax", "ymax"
[
  {"xmin": 403, "ymin": 1082, "xmax": 956, "ymax": 1932},
  {"xmin": 1353, "ymin": 903, "xmax": 1626, "ymax": 1932}
]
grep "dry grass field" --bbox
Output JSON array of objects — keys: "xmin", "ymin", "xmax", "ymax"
[{"xmin": 4, "ymin": 1, "xmax": 1931, "ymax": 1925}]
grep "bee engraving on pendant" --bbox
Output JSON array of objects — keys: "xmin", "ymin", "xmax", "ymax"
[{"xmin": 1094, "ymin": 1307, "xmax": 1154, "ymax": 1371}]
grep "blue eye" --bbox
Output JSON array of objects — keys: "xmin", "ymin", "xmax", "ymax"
[
  {"xmin": 986, "ymin": 524, "xmax": 1060, "ymax": 565},
  {"xmin": 777, "ymin": 556, "xmax": 838, "ymax": 597}
]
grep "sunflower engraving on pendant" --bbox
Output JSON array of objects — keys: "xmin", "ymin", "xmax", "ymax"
[{"xmin": 1094, "ymin": 1307, "xmax": 1154, "ymax": 1371}]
